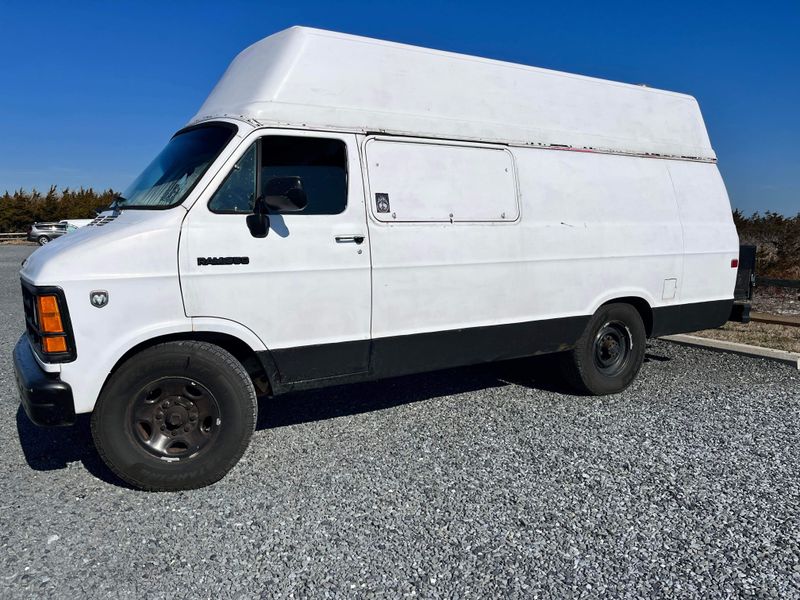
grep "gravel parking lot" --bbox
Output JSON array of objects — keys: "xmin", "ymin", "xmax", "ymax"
[{"xmin": 1, "ymin": 244, "xmax": 799, "ymax": 599}]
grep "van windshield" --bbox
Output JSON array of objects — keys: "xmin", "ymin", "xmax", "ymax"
[{"xmin": 116, "ymin": 123, "xmax": 236, "ymax": 209}]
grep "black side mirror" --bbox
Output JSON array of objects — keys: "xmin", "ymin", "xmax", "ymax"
[
  {"xmin": 264, "ymin": 176, "xmax": 307, "ymax": 212},
  {"xmin": 246, "ymin": 196, "xmax": 270, "ymax": 238}
]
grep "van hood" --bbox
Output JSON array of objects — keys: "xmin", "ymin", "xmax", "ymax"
[{"xmin": 21, "ymin": 209, "xmax": 186, "ymax": 285}]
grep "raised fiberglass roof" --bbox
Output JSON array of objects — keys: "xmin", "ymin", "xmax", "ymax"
[{"xmin": 191, "ymin": 27, "xmax": 715, "ymax": 161}]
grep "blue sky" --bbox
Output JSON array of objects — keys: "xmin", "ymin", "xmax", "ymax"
[{"xmin": 0, "ymin": 1, "xmax": 797, "ymax": 215}]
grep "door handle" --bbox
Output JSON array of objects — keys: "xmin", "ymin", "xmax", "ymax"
[{"xmin": 335, "ymin": 235, "xmax": 365, "ymax": 245}]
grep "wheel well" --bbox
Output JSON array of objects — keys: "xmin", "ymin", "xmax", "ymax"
[
  {"xmin": 107, "ymin": 332, "xmax": 270, "ymax": 392},
  {"xmin": 601, "ymin": 297, "xmax": 653, "ymax": 337}
]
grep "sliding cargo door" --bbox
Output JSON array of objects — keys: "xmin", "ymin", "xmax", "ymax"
[{"xmin": 364, "ymin": 137, "xmax": 579, "ymax": 376}]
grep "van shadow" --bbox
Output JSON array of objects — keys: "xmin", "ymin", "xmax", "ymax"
[
  {"xmin": 15, "ymin": 356, "xmax": 571, "ymax": 484},
  {"xmin": 255, "ymin": 354, "xmax": 573, "ymax": 430},
  {"xmin": 15, "ymin": 407, "xmax": 131, "ymax": 487},
  {"xmin": 644, "ymin": 351, "xmax": 671, "ymax": 363},
  {"xmin": 267, "ymin": 214, "xmax": 289, "ymax": 238}
]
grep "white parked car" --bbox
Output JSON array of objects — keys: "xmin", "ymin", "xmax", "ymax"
[{"xmin": 13, "ymin": 27, "xmax": 740, "ymax": 491}]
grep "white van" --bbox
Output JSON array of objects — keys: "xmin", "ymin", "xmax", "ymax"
[{"xmin": 13, "ymin": 27, "xmax": 740, "ymax": 491}]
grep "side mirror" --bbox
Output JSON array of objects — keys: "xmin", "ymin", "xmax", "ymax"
[
  {"xmin": 246, "ymin": 196, "xmax": 270, "ymax": 238},
  {"xmin": 264, "ymin": 176, "xmax": 307, "ymax": 212}
]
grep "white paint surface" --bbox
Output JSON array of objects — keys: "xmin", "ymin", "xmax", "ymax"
[
  {"xmin": 192, "ymin": 27, "xmax": 715, "ymax": 161},
  {"xmin": 17, "ymin": 31, "xmax": 739, "ymax": 414}
]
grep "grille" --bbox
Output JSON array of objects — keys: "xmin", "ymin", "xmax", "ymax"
[{"xmin": 87, "ymin": 214, "xmax": 119, "ymax": 227}]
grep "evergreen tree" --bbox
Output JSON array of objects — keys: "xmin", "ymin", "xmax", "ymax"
[{"xmin": 0, "ymin": 187, "xmax": 117, "ymax": 232}]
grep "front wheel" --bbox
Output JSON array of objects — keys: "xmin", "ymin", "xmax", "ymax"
[
  {"xmin": 560, "ymin": 303, "xmax": 646, "ymax": 395},
  {"xmin": 91, "ymin": 341, "xmax": 257, "ymax": 491},
  {"xmin": 37, "ymin": 236, "xmax": 50, "ymax": 245}
]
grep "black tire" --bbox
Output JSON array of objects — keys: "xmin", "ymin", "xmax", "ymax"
[
  {"xmin": 37, "ymin": 236, "xmax": 50, "ymax": 245},
  {"xmin": 91, "ymin": 341, "xmax": 257, "ymax": 491},
  {"xmin": 560, "ymin": 303, "xmax": 646, "ymax": 395}
]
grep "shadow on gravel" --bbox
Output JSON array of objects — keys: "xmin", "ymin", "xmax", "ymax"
[
  {"xmin": 493, "ymin": 354, "xmax": 578, "ymax": 394},
  {"xmin": 257, "ymin": 354, "xmax": 573, "ymax": 430},
  {"xmin": 644, "ymin": 352, "xmax": 672, "ymax": 362},
  {"xmin": 15, "ymin": 407, "xmax": 130, "ymax": 487}
]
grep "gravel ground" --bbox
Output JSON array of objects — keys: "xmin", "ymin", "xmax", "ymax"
[
  {"xmin": 753, "ymin": 286, "xmax": 800, "ymax": 317},
  {"xmin": 1, "ymin": 244, "xmax": 799, "ymax": 599},
  {"xmin": 695, "ymin": 321, "xmax": 800, "ymax": 353}
]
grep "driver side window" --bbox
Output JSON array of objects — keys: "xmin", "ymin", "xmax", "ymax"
[{"xmin": 208, "ymin": 135, "xmax": 348, "ymax": 215}]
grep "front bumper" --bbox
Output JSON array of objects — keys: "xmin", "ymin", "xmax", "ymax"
[{"xmin": 13, "ymin": 335, "xmax": 75, "ymax": 426}]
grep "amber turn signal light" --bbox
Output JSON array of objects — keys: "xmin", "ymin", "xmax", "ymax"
[
  {"xmin": 37, "ymin": 295, "xmax": 64, "ymax": 333},
  {"xmin": 42, "ymin": 336, "xmax": 68, "ymax": 353}
]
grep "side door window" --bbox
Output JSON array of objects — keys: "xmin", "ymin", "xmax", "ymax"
[{"xmin": 209, "ymin": 136, "xmax": 347, "ymax": 214}]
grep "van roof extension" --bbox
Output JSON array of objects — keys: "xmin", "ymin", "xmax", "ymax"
[{"xmin": 191, "ymin": 26, "xmax": 715, "ymax": 162}]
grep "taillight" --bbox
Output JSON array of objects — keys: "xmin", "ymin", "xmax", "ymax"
[{"xmin": 731, "ymin": 259, "xmax": 739, "ymax": 268}]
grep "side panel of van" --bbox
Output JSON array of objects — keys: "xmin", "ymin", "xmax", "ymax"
[
  {"xmin": 510, "ymin": 148, "xmax": 685, "ymax": 317},
  {"xmin": 364, "ymin": 141, "xmax": 686, "ymax": 374},
  {"xmin": 177, "ymin": 131, "xmax": 736, "ymax": 390},
  {"xmin": 364, "ymin": 138, "xmax": 532, "ymax": 345},
  {"xmin": 364, "ymin": 137, "xmax": 592, "ymax": 376},
  {"xmin": 506, "ymin": 148, "xmax": 733, "ymax": 336},
  {"xmin": 666, "ymin": 161, "xmax": 739, "ymax": 305}
]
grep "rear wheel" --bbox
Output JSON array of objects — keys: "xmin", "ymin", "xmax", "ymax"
[
  {"xmin": 561, "ymin": 303, "xmax": 646, "ymax": 395},
  {"xmin": 91, "ymin": 341, "xmax": 257, "ymax": 491}
]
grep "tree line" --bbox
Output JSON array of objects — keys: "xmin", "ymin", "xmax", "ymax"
[
  {"xmin": 733, "ymin": 209, "xmax": 800, "ymax": 280},
  {"xmin": 0, "ymin": 187, "xmax": 117, "ymax": 232},
  {"xmin": 0, "ymin": 187, "xmax": 797, "ymax": 278}
]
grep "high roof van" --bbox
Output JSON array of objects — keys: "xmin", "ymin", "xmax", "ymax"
[{"xmin": 13, "ymin": 27, "xmax": 740, "ymax": 491}]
